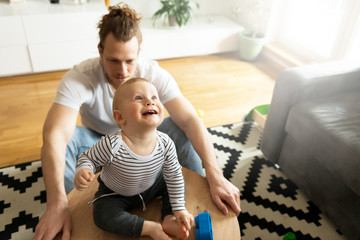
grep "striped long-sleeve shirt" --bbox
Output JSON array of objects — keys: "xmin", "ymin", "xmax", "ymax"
[{"xmin": 76, "ymin": 130, "xmax": 185, "ymax": 211}]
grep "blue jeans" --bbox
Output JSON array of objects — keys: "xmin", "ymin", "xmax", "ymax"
[{"xmin": 64, "ymin": 117, "xmax": 204, "ymax": 194}]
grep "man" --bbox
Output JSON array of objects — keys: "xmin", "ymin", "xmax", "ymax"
[{"xmin": 34, "ymin": 3, "xmax": 240, "ymax": 240}]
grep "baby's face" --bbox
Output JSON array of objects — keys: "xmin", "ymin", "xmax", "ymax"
[{"xmin": 116, "ymin": 81, "xmax": 164, "ymax": 128}]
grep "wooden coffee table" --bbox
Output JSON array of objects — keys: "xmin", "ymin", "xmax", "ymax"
[{"xmin": 66, "ymin": 168, "xmax": 241, "ymax": 239}]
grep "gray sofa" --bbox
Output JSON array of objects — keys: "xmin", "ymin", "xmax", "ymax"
[{"xmin": 260, "ymin": 60, "xmax": 360, "ymax": 239}]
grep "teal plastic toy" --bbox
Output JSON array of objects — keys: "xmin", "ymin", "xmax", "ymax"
[{"xmin": 195, "ymin": 212, "xmax": 213, "ymax": 240}]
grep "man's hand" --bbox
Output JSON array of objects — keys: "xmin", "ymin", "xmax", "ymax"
[
  {"xmin": 74, "ymin": 169, "xmax": 95, "ymax": 191},
  {"xmin": 208, "ymin": 174, "xmax": 241, "ymax": 216},
  {"xmin": 164, "ymin": 96, "xmax": 241, "ymax": 215},
  {"xmin": 33, "ymin": 202, "xmax": 71, "ymax": 240}
]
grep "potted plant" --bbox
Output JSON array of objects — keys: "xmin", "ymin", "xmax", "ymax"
[
  {"xmin": 232, "ymin": 0, "xmax": 268, "ymax": 61},
  {"xmin": 153, "ymin": 0, "xmax": 199, "ymax": 27}
]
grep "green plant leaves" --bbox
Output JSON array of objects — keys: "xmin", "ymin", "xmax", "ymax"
[{"xmin": 153, "ymin": 0, "xmax": 199, "ymax": 27}]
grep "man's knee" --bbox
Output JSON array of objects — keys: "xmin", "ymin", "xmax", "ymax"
[
  {"xmin": 158, "ymin": 117, "xmax": 185, "ymax": 139},
  {"xmin": 158, "ymin": 117, "xmax": 204, "ymax": 175},
  {"xmin": 64, "ymin": 127, "xmax": 102, "ymax": 193},
  {"xmin": 64, "ymin": 175, "xmax": 75, "ymax": 194}
]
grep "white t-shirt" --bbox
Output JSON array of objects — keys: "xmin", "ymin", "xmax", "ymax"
[{"xmin": 54, "ymin": 55, "xmax": 182, "ymax": 134}]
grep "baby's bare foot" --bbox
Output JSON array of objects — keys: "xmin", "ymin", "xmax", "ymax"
[
  {"xmin": 162, "ymin": 215, "xmax": 189, "ymax": 240},
  {"xmin": 142, "ymin": 220, "xmax": 172, "ymax": 240}
]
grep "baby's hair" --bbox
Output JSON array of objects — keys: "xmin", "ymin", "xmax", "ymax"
[{"xmin": 112, "ymin": 78, "xmax": 150, "ymax": 112}]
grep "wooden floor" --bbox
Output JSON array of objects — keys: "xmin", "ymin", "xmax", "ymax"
[{"xmin": 0, "ymin": 52, "xmax": 276, "ymax": 168}]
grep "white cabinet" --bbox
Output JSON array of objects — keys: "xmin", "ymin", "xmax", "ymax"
[
  {"xmin": 23, "ymin": 11, "xmax": 103, "ymax": 72},
  {"xmin": 141, "ymin": 16, "xmax": 242, "ymax": 59},
  {"xmin": 0, "ymin": 16, "xmax": 32, "ymax": 76},
  {"xmin": 28, "ymin": 41, "xmax": 99, "ymax": 72},
  {"xmin": 0, "ymin": 1, "xmax": 106, "ymax": 76}
]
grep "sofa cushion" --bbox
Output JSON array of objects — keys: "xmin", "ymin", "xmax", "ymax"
[
  {"xmin": 285, "ymin": 91, "xmax": 360, "ymax": 196},
  {"xmin": 278, "ymin": 134, "xmax": 360, "ymax": 238}
]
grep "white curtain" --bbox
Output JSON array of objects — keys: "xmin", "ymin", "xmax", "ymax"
[{"xmin": 268, "ymin": 0, "xmax": 360, "ymax": 62}]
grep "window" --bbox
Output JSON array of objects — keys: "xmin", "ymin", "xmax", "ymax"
[
  {"xmin": 345, "ymin": 16, "xmax": 360, "ymax": 60},
  {"xmin": 269, "ymin": 0, "xmax": 360, "ymax": 62}
]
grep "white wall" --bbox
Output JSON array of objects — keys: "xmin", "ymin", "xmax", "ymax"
[
  {"xmin": 118, "ymin": 0, "xmax": 275, "ymax": 35},
  {"xmin": 108, "ymin": 0, "xmax": 240, "ymax": 20}
]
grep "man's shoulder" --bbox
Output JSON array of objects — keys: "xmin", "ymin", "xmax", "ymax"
[
  {"xmin": 63, "ymin": 57, "xmax": 104, "ymax": 86},
  {"xmin": 136, "ymin": 54, "xmax": 161, "ymax": 75},
  {"xmin": 137, "ymin": 53, "xmax": 158, "ymax": 65},
  {"xmin": 73, "ymin": 57, "xmax": 102, "ymax": 75}
]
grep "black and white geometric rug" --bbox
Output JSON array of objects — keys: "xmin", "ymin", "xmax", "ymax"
[
  {"xmin": 0, "ymin": 160, "xmax": 46, "ymax": 240},
  {"xmin": 208, "ymin": 122, "xmax": 346, "ymax": 240},
  {"xmin": 0, "ymin": 122, "xmax": 346, "ymax": 240}
]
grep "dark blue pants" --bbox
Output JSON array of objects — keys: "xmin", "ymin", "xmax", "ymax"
[{"xmin": 92, "ymin": 172, "xmax": 173, "ymax": 238}]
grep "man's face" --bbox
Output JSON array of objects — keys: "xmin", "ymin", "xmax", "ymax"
[{"xmin": 98, "ymin": 33, "xmax": 139, "ymax": 90}]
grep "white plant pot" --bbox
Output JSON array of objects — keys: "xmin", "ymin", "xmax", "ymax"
[{"xmin": 238, "ymin": 30, "xmax": 266, "ymax": 61}]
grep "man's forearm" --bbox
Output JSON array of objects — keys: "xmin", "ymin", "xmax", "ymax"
[
  {"xmin": 164, "ymin": 96, "xmax": 224, "ymax": 181},
  {"xmin": 40, "ymin": 103, "xmax": 78, "ymax": 205},
  {"xmin": 164, "ymin": 97, "xmax": 240, "ymax": 215},
  {"xmin": 41, "ymin": 142, "xmax": 68, "ymax": 207},
  {"xmin": 183, "ymin": 118, "xmax": 223, "ymax": 181}
]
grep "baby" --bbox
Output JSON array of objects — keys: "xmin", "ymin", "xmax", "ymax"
[{"xmin": 74, "ymin": 78, "xmax": 194, "ymax": 240}]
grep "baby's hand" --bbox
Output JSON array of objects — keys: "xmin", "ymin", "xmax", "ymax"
[
  {"xmin": 174, "ymin": 210, "xmax": 194, "ymax": 233},
  {"xmin": 74, "ymin": 169, "xmax": 95, "ymax": 191}
]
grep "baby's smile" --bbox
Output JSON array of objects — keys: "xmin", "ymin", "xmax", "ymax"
[{"xmin": 142, "ymin": 110, "xmax": 158, "ymax": 116}]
